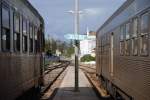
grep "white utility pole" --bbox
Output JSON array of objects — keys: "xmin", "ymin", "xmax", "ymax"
[
  {"xmin": 67, "ymin": 0, "xmax": 80, "ymax": 91},
  {"xmin": 74, "ymin": 0, "xmax": 79, "ymax": 91}
]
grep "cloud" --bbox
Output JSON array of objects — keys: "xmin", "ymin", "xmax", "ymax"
[
  {"xmin": 78, "ymin": 8, "xmax": 102, "ymax": 19},
  {"xmin": 78, "ymin": 8, "xmax": 97, "ymax": 21},
  {"xmin": 79, "ymin": 8, "xmax": 105, "ymax": 20},
  {"xmin": 83, "ymin": 8, "xmax": 102, "ymax": 16}
]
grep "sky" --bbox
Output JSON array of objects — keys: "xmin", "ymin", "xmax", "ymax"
[{"xmin": 29, "ymin": 0, "xmax": 126, "ymax": 40}]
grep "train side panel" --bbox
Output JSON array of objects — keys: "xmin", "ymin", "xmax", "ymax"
[
  {"xmin": 96, "ymin": 0, "xmax": 150, "ymax": 99},
  {"xmin": 96, "ymin": 34, "xmax": 102, "ymax": 76},
  {"xmin": 0, "ymin": 54, "xmax": 41, "ymax": 99},
  {"xmin": 0, "ymin": 0, "xmax": 44, "ymax": 99}
]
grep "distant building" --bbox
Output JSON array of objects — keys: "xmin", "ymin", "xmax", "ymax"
[
  {"xmin": 56, "ymin": 49, "xmax": 61, "ymax": 56},
  {"xmin": 80, "ymin": 28, "xmax": 96, "ymax": 57}
]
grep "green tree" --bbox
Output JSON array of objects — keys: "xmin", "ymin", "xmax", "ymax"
[
  {"xmin": 44, "ymin": 37, "xmax": 74, "ymax": 57},
  {"xmin": 80, "ymin": 54, "xmax": 95, "ymax": 62}
]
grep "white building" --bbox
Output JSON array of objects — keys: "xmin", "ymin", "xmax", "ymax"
[{"xmin": 80, "ymin": 28, "xmax": 96, "ymax": 57}]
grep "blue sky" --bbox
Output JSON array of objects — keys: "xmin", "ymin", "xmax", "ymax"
[{"xmin": 29, "ymin": 0, "xmax": 126, "ymax": 40}]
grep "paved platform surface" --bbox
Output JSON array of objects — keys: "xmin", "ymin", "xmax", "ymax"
[{"xmin": 52, "ymin": 66, "xmax": 100, "ymax": 100}]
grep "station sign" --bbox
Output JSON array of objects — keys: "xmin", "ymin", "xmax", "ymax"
[{"xmin": 64, "ymin": 34, "xmax": 95, "ymax": 40}]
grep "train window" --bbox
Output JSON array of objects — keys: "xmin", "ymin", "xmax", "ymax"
[
  {"xmin": 140, "ymin": 13, "xmax": 149, "ymax": 35},
  {"xmin": 34, "ymin": 27, "xmax": 37, "ymax": 40},
  {"xmin": 32, "ymin": 25, "xmax": 35, "ymax": 53},
  {"xmin": 120, "ymin": 26, "xmax": 124, "ymax": 41},
  {"xmin": 34, "ymin": 27, "xmax": 38, "ymax": 53},
  {"xmin": 2, "ymin": 7, "xmax": 10, "ymax": 29},
  {"xmin": 125, "ymin": 40, "xmax": 130, "ymax": 56},
  {"xmin": 27, "ymin": 20, "xmax": 30, "ymax": 52},
  {"xmin": 131, "ymin": 38, "xmax": 138, "ymax": 56},
  {"xmin": 125, "ymin": 22, "xmax": 131, "ymax": 56},
  {"xmin": 22, "ymin": 19, "xmax": 27, "ymax": 52},
  {"xmin": 140, "ymin": 13, "xmax": 149, "ymax": 56},
  {"xmin": 125, "ymin": 22, "xmax": 130, "ymax": 39},
  {"xmin": 29, "ymin": 24, "xmax": 33, "ymax": 53},
  {"xmin": 140, "ymin": 35, "xmax": 149, "ymax": 56},
  {"xmin": 132, "ymin": 18, "xmax": 138, "ymax": 37},
  {"xmin": 13, "ymin": 13, "xmax": 20, "ymax": 52},
  {"xmin": 131, "ymin": 18, "xmax": 138, "ymax": 56},
  {"xmin": 120, "ymin": 25, "xmax": 125, "ymax": 56},
  {"xmin": 1, "ymin": 5, "xmax": 10, "ymax": 51},
  {"xmin": 120, "ymin": 41, "xmax": 124, "ymax": 56}
]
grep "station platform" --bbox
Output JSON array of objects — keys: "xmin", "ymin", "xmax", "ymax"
[{"xmin": 52, "ymin": 66, "xmax": 100, "ymax": 100}]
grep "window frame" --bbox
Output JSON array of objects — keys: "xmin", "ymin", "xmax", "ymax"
[
  {"xmin": 125, "ymin": 22, "xmax": 131, "ymax": 40},
  {"xmin": 140, "ymin": 12, "xmax": 149, "ymax": 36},
  {"xmin": 120, "ymin": 41, "xmax": 124, "ymax": 56},
  {"xmin": 1, "ymin": 2, "xmax": 11, "ymax": 52},
  {"xmin": 132, "ymin": 17, "xmax": 138, "ymax": 38},
  {"xmin": 34, "ymin": 26, "xmax": 38, "ymax": 53},
  {"xmin": 120, "ymin": 25, "xmax": 125, "ymax": 41},
  {"xmin": 29, "ymin": 22, "xmax": 33, "ymax": 53},
  {"xmin": 131, "ymin": 17, "xmax": 139, "ymax": 56},
  {"xmin": 125, "ymin": 39, "xmax": 131, "ymax": 56},
  {"xmin": 26, "ymin": 20, "xmax": 30, "ymax": 53},
  {"xmin": 139, "ymin": 12, "xmax": 149, "ymax": 56},
  {"xmin": 120, "ymin": 25, "xmax": 125, "ymax": 56},
  {"xmin": 22, "ymin": 17, "xmax": 28, "ymax": 53},
  {"xmin": 13, "ymin": 11, "xmax": 20, "ymax": 52},
  {"xmin": 131, "ymin": 37, "xmax": 138, "ymax": 56},
  {"xmin": 32, "ymin": 25, "xmax": 36, "ymax": 53},
  {"xmin": 125, "ymin": 21, "xmax": 132, "ymax": 56}
]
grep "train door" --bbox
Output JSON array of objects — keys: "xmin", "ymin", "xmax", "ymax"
[{"xmin": 110, "ymin": 32, "xmax": 114, "ymax": 77}]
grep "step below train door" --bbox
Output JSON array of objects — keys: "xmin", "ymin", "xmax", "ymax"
[{"xmin": 110, "ymin": 32, "xmax": 114, "ymax": 78}]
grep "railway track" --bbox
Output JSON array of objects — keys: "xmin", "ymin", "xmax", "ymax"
[
  {"xmin": 80, "ymin": 64, "xmax": 111, "ymax": 99},
  {"xmin": 80, "ymin": 64, "xmax": 96, "ymax": 74},
  {"xmin": 40, "ymin": 61, "xmax": 70, "ymax": 99},
  {"xmin": 17, "ymin": 61, "xmax": 70, "ymax": 100}
]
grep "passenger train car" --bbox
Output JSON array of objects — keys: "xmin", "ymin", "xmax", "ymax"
[
  {"xmin": 0, "ymin": 0, "xmax": 45, "ymax": 99},
  {"xmin": 96, "ymin": 0, "xmax": 150, "ymax": 100}
]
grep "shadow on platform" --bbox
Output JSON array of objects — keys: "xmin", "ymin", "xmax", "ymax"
[{"xmin": 51, "ymin": 87, "xmax": 112, "ymax": 100}]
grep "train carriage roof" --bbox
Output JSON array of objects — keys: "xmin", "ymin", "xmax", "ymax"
[
  {"xmin": 22, "ymin": 0, "xmax": 44, "ymax": 25},
  {"xmin": 96, "ymin": 0, "xmax": 134, "ymax": 35}
]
